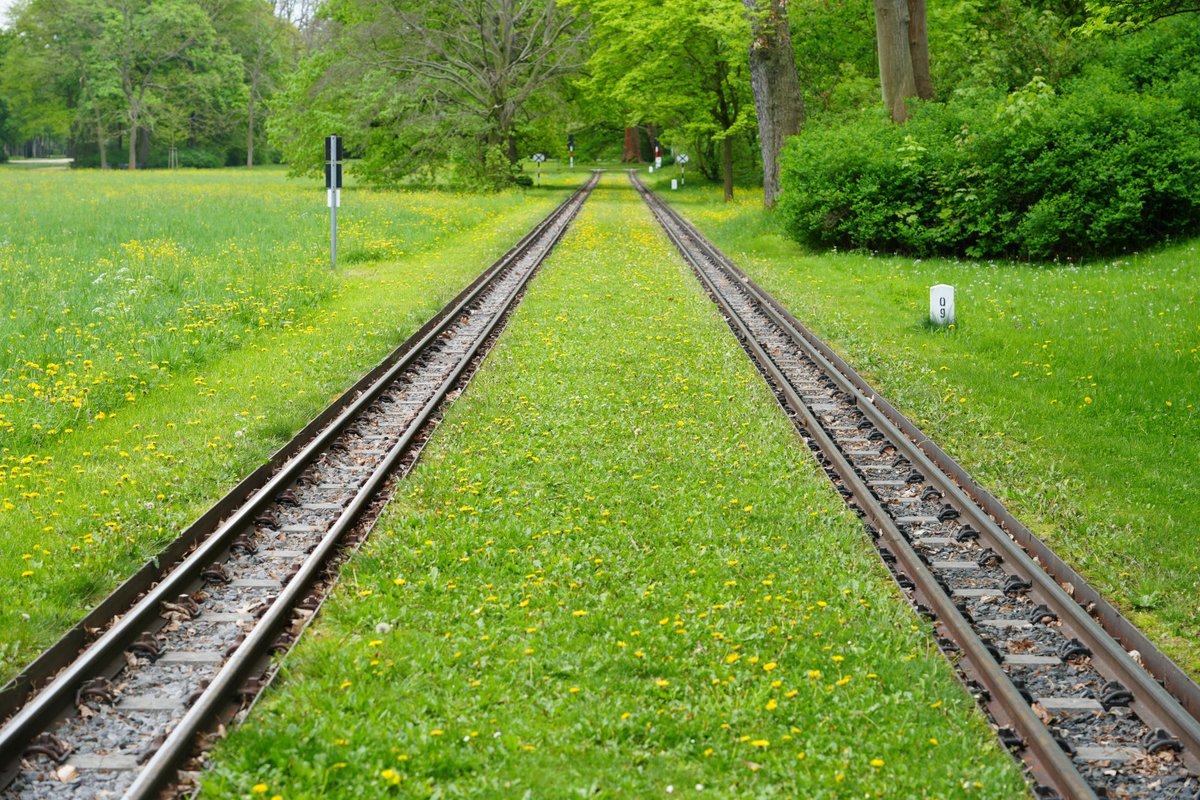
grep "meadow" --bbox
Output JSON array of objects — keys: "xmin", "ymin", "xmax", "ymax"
[
  {"xmin": 0, "ymin": 166, "xmax": 573, "ymax": 681},
  {"xmin": 199, "ymin": 172, "xmax": 1025, "ymax": 798},
  {"xmin": 645, "ymin": 170, "xmax": 1200, "ymax": 674}
]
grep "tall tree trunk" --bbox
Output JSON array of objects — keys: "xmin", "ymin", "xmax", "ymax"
[
  {"xmin": 622, "ymin": 127, "xmax": 640, "ymax": 162},
  {"xmin": 80, "ymin": 73, "xmax": 108, "ymax": 170},
  {"xmin": 128, "ymin": 123, "xmax": 137, "ymax": 169},
  {"xmin": 874, "ymin": 0, "xmax": 917, "ymax": 123},
  {"xmin": 246, "ymin": 92, "xmax": 256, "ymax": 167},
  {"xmin": 907, "ymin": 0, "xmax": 933, "ymax": 100},
  {"xmin": 96, "ymin": 115, "xmax": 108, "ymax": 170},
  {"xmin": 721, "ymin": 136, "xmax": 734, "ymax": 202},
  {"xmin": 744, "ymin": 0, "xmax": 805, "ymax": 208}
]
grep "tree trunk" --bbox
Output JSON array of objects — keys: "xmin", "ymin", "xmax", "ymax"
[
  {"xmin": 97, "ymin": 116, "xmax": 108, "ymax": 170},
  {"xmin": 721, "ymin": 136, "xmax": 734, "ymax": 202},
  {"xmin": 907, "ymin": 0, "xmax": 933, "ymax": 100},
  {"xmin": 745, "ymin": 0, "xmax": 806, "ymax": 208},
  {"xmin": 622, "ymin": 127, "xmax": 640, "ymax": 162},
  {"xmin": 128, "ymin": 123, "xmax": 137, "ymax": 169},
  {"xmin": 874, "ymin": 0, "xmax": 917, "ymax": 123},
  {"xmin": 246, "ymin": 93, "xmax": 256, "ymax": 167}
]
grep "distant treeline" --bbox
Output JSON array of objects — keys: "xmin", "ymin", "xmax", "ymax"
[{"xmin": 2, "ymin": 0, "xmax": 1198, "ymax": 256}]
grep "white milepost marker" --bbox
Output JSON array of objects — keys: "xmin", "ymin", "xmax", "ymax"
[
  {"xmin": 671, "ymin": 179, "xmax": 678, "ymax": 190},
  {"xmin": 531, "ymin": 153, "xmax": 546, "ymax": 186},
  {"xmin": 930, "ymin": 284, "xmax": 955, "ymax": 326},
  {"xmin": 325, "ymin": 134, "xmax": 343, "ymax": 270},
  {"xmin": 649, "ymin": 165, "xmax": 654, "ymax": 173}
]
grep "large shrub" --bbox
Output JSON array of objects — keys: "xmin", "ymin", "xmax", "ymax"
[{"xmin": 778, "ymin": 22, "xmax": 1200, "ymax": 259}]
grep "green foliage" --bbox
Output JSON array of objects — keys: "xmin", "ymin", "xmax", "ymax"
[
  {"xmin": 778, "ymin": 20, "xmax": 1200, "ymax": 259},
  {"xmin": 1, "ymin": 0, "xmax": 291, "ymax": 168},
  {"xmin": 930, "ymin": 0, "xmax": 1087, "ymax": 96},
  {"xmin": 789, "ymin": 0, "xmax": 879, "ymax": 115},
  {"xmin": 1079, "ymin": 0, "xmax": 1200, "ymax": 33},
  {"xmin": 267, "ymin": 0, "xmax": 584, "ymax": 188},
  {"xmin": 576, "ymin": 0, "xmax": 757, "ymax": 188}
]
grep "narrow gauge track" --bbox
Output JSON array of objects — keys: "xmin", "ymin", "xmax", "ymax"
[
  {"xmin": 0, "ymin": 172, "xmax": 599, "ymax": 800},
  {"xmin": 633, "ymin": 173, "xmax": 1200, "ymax": 800}
]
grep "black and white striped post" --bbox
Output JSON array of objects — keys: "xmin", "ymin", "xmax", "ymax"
[
  {"xmin": 325, "ymin": 134, "xmax": 343, "ymax": 270},
  {"xmin": 531, "ymin": 152, "xmax": 546, "ymax": 187}
]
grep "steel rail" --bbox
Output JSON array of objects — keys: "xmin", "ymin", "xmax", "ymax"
[
  {"xmin": 633, "ymin": 172, "xmax": 1200, "ymax": 797},
  {"xmin": 0, "ymin": 173, "xmax": 598, "ymax": 793}
]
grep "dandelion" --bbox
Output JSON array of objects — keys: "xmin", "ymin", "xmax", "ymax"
[
  {"xmin": 655, "ymin": 678, "xmax": 669, "ymax": 687},
  {"xmin": 870, "ymin": 758, "xmax": 885, "ymax": 767},
  {"xmin": 252, "ymin": 784, "xmax": 269, "ymax": 795},
  {"xmin": 750, "ymin": 739, "xmax": 769, "ymax": 748}
]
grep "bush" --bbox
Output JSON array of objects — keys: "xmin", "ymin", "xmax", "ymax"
[{"xmin": 778, "ymin": 22, "xmax": 1200, "ymax": 259}]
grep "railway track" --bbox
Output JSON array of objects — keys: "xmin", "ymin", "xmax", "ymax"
[
  {"xmin": 0, "ymin": 172, "xmax": 599, "ymax": 800},
  {"xmin": 633, "ymin": 172, "xmax": 1200, "ymax": 800}
]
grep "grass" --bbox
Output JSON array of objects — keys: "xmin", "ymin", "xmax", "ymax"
[
  {"xmin": 199, "ymin": 172, "xmax": 1026, "ymax": 799},
  {"xmin": 0, "ymin": 166, "xmax": 578, "ymax": 681},
  {"xmin": 645, "ymin": 171, "xmax": 1200, "ymax": 675}
]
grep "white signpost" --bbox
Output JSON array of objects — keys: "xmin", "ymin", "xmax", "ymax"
[
  {"xmin": 325, "ymin": 134, "xmax": 343, "ymax": 270},
  {"xmin": 676, "ymin": 153, "xmax": 689, "ymax": 185},
  {"xmin": 531, "ymin": 152, "xmax": 546, "ymax": 186},
  {"xmin": 930, "ymin": 284, "xmax": 955, "ymax": 326},
  {"xmin": 671, "ymin": 179, "xmax": 678, "ymax": 190}
]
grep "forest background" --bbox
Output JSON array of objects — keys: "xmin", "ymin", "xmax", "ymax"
[{"xmin": 0, "ymin": 0, "xmax": 1197, "ymax": 258}]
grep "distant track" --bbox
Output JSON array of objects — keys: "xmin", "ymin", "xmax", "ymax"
[
  {"xmin": 634, "ymin": 172, "xmax": 1200, "ymax": 800},
  {"xmin": 0, "ymin": 172, "xmax": 599, "ymax": 800}
]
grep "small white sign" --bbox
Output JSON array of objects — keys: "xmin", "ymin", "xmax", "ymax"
[
  {"xmin": 671, "ymin": 179, "xmax": 678, "ymax": 190},
  {"xmin": 655, "ymin": 156, "xmax": 662, "ymax": 168},
  {"xmin": 327, "ymin": 189, "xmax": 341, "ymax": 208},
  {"xmin": 676, "ymin": 154, "xmax": 689, "ymax": 164},
  {"xmin": 531, "ymin": 153, "xmax": 546, "ymax": 163},
  {"xmin": 648, "ymin": 166, "xmax": 654, "ymax": 173},
  {"xmin": 930, "ymin": 284, "xmax": 955, "ymax": 325}
]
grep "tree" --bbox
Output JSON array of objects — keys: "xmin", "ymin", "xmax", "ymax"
[
  {"xmin": 744, "ymin": 0, "xmax": 804, "ymax": 207},
  {"xmin": 15, "ymin": 0, "xmax": 123, "ymax": 167},
  {"xmin": 581, "ymin": 0, "xmax": 755, "ymax": 200},
  {"xmin": 104, "ymin": 0, "xmax": 243, "ymax": 168},
  {"xmin": 221, "ymin": 0, "xmax": 296, "ymax": 166},
  {"xmin": 873, "ymin": 0, "xmax": 931, "ymax": 122},
  {"xmin": 273, "ymin": 0, "xmax": 588, "ymax": 184}
]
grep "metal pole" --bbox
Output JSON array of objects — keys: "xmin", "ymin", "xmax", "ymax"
[{"xmin": 331, "ymin": 196, "xmax": 337, "ymax": 270}]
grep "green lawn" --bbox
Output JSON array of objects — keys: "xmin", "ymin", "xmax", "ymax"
[
  {"xmin": 0, "ymin": 166, "xmax": 576, "ymax": 681},
  {"xmin": 199, "ymin": 171, "xmax": 1025, "ymax": 799},
  {"xmin": 646, "ymin": 171, "xmax": 1200, "ymax": 675}
]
